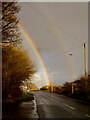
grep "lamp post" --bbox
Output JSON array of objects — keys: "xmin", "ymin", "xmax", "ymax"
[
  {"xmin": 69, "ymin": 53, "xmax": 74, "ymax": 94},
  {"xmin": 84, "ymin": 43, "xmax": 87, "ymax": 77},
  {"xmin": 51, "ymin": 72, "xmax": 53, "ymax": 93},
  {"xmin": 68, "ymin": 43, "xmax": 87, "ymax": 94}
]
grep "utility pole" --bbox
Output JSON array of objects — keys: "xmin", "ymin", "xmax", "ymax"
[{"xmin": 84, "ymin": 43, "xmax": 87, "ymax": 77}]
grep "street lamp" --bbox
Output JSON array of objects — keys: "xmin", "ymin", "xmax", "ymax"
[
  {"xmin": 68, "ymin": 53, "xmax": 74, "ymax": 94},
  {"xmin": 84, "ymin": 43, "xmax": 87, "ymax": 77},
  {"xmin": 69, "ymin": 53, "xmax": 72, "ymax": 56},
  {"xmin": 50, "ymin": 72, "xmax": 53, "ymax": 93},
  {"xmin": 68, "ymin": 43, "xmax": 87, "ymax": 94}
]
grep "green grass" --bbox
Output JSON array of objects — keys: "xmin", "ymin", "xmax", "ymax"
[{"xmin": 17, "ymin": 91, "xmax": 34, "ymax": 101}]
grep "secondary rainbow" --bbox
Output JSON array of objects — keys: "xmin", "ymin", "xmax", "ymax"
[{"xmin": 18, "ymin": 23, "xmax": 50, "ymax": 85}]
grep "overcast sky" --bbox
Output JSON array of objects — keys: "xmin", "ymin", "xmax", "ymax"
[{"xmin": 18, "ymin": 2, "xmax": 88, "ymax": 88}]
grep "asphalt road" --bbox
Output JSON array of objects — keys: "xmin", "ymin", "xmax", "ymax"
[{"xmin": 32, "ymin": 91, "xmax": 90, "ymax": 118}]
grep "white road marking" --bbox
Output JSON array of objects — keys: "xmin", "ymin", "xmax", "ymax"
[
  {"xmin": 64, "ymin": 104, "xmax": 75, "ymax": 110},
  {"xmin": 41, "ymin": 98, "xmax": 49, "ymax": 105},
  {"xmin": 85, "ymin": 114, "xmax": 90, "ymax": 118}
]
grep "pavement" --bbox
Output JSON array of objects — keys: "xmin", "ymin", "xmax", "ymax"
[
  {"xmin": 32, "ymin": 91, "xmax": 90, "ymax": 118},
  {"xmin": 2, "ymin": 99, "xmax": 39, "ymax": 119}
]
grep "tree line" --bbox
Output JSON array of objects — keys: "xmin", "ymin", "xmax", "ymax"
[{"xmin": 41, "ymin": 74, "xmax": 90, "ymax": 101}]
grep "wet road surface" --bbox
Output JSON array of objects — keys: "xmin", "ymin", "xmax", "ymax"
[{"xmin": 32, "ymin": 91, "xmax": 90, "ymax": 118}]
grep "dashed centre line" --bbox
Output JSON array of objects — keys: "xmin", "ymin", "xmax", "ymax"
[
  {"xmin": 85, "ymin": 114, "xmax": 90, "ymax": 118},
  {"xmin": 41, "ymin": 98, "xmax": 49, "ymax": 104},
  {"xmin": 64, "ymin": 103, "xmax": 75, "ymax": 110}
]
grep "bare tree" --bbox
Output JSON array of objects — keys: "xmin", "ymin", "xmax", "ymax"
[{"xmin": 2, "ymin": 2, "xmax": 21, "ymax": 45}]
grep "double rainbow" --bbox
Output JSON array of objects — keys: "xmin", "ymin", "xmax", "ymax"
[{"xmin": 18, "ymin": 23, "xmax": 50, "ymax": 85}]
